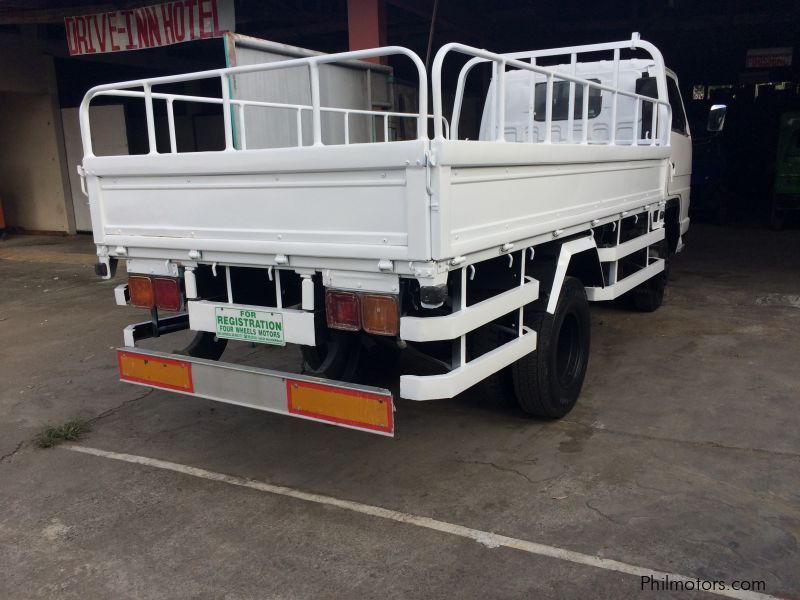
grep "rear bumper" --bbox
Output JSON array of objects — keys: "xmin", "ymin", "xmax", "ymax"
[
  {"xmin": 118, "ymin": 347, "xmax": 394, "ymax": 436},
  {"xmin": 117, "ymin": 252, "xmax": 540, "ymax": 418}
]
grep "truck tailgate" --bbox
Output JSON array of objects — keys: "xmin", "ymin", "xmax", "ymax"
[{"xmin": 83, "ymin": 140, "xmax": 429, "ymax": 261}]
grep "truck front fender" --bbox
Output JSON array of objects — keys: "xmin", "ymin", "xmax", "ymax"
[{"xmin": 543, "ymin": 235, "xmax": 600, "ymax": 314}]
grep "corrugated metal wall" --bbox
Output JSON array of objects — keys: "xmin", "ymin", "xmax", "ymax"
[{"xmin": 228, "ymin": 37, "xmax": 392, "ymax": 149}]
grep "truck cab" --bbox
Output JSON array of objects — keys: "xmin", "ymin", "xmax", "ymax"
[{"xmin": 665, "ymin": 69, "xmax": 692, "ymax": 252}]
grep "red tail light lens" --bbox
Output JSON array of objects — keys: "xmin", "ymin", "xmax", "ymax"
[
  {"xmin": 154, "ymin": 277, "xmax": 182, "ymax": 311},
  {"xmin": 128, "ymin": 276, "xmax": 154, "ymax": 308},
  {"xmin": 325, "ymin": 290, "xmax": 360, "ymax": 331}
]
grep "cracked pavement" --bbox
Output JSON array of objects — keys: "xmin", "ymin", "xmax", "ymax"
[{"xmin": 1, "ymin": 226, "xmax": 799, "ymax": 599}]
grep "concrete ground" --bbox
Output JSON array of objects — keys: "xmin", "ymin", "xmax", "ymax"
[{"xmin": 1, "ymin": 225, "xmax": 799, "ymax": 599}]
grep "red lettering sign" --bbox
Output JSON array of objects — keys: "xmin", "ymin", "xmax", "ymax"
[
  {"xmin": 92, "ymin": 14, "xmax": 109, "ymax": 52},
  {"xmin": 64, "ymin": 0, "xmax": 234, "ymax": 56}
]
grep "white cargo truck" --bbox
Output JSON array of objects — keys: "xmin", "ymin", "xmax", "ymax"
[{"xmin": 79, "ymin": 34, "xmax": 702, "ymax": 437}]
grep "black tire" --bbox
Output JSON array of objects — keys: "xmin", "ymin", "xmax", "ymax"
[
  {"xmin": 178, "ymin": 331, "xmax": 228, "ymax": 360},
  {"xmin": 301, "ymin": 330, "xmax": 362, "ymax": 381},
  {"xmin": 358, "ymin": 336, "xmax": 402, "ymax": 380},
  {"xmin": 512, "ymin": 276, "xmax": 590, "ymax": 418},
  {"xmin": 630, "ymin": 241, "xmax": 669, "ymax": 313},
  {"xmin": 468, "ymin": 322, "xmax": 517, "ymax": 405}
]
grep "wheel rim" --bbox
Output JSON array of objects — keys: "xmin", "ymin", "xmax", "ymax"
[{"xmin": 555, "ymin": 312, "xmax": 583, "ymax": 388}]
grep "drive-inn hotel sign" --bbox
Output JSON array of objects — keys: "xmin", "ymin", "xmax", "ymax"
[{"xmin": 64, "ymin": 0, "xmax": 235, "ymax": 56}]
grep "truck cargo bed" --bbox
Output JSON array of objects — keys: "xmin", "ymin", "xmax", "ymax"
[
  {"xmin": 84, "ymin": 138, "xmax": 667, "ymax": 266},
  {"xmin": 81, "ymin": 37, "xmax": 672, "ymax": 270}
]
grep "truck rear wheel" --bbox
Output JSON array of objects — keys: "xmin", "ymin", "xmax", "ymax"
[
  {"xmin": 468, "ymin": 322, "xmax": 517, "ymax": 405},
  {"xmin": 179, "ymin": 331, "xmax": 228, "ymax": 360},
  {"xmin": 512, "ymin": 276, "xmax": 590, "ymax": 418},
  {"xmin": 301, "ymin": 331, "xmax": 361, "ymax": 381},
  {"xmin": 302, "ymin": 332, "xmax": 401, "ymax": 383}
]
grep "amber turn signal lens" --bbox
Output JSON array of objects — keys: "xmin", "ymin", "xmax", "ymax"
[
  {"xmin": 361, "ymin": 294, "xmax": 399, "ymax": 336},
  {"xmin": 325, "ymin": 290, "xmax": 361, "ymax": 331},
  {"xmin": 128, "ymin": 276, "xmax": 154, "ymax": 308},
  {"xmin": 154, "ymin": 277, "xmax": 182, "ymax": 311}
]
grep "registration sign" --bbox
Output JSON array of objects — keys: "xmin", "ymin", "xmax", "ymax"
[{"xmin": 215, "ymin": 307, "xmax": 285, "ymax": 346}]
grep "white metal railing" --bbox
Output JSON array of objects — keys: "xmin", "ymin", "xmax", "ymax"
[
  {"xmin": 81, "ymin": 35, "xmax": 671, "ymax": 157},
  {"xmin": 434, "ymin": 33, "xmax": 673, "ymax": 146},
  {"xmin": 79, "ymin": 46, "xmax": 429, "ymax": 157},
  {"xmin": 90, "ymin": 89, "xmax": 449, "ymax": 151}
]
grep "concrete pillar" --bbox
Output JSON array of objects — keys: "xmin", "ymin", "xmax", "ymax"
[
  {"xmin": 0, "ymin": 31, "xmax": 74, "ymax": 233},
  {"xmin": 347, "ymin": 0, "xmax": 387, "ymax": 64}
]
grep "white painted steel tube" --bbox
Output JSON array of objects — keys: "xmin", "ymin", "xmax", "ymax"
[
  {"xmin": 80, "ymin": 46, "xmax": 429, "ymax": 158},
  {"xmin": 440, "ymin": 36, "xmax": 672, "ymax": 145},
  {"xmin": 184, "ymin": 268, "xmax": 198, "ymax": 300},
  {"xmin": 167, "ymin": 98, "xmax": 177, "ymax": 153},
  {"xmin": 496, "ymin": 60, "xmax": 506, "ymax": 142},
  {"xmin": 221, "ymin": 74, "xmax": 233, "ymax": 151},
  {"xmin": 143, "ymin": 83, "xmax": 157, "ymax": 154},
  {"xmin": 309, "ymin": 61, "xmax": 322, "ymax": 146},
  {"xmin": 301, "ymin": 276, "xmax": 314, "ymax": 311}
]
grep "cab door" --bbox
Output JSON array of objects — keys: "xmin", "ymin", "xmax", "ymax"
[{"xmin": 665, "ymin": 72, "xmax": 692, "ymax": 243}]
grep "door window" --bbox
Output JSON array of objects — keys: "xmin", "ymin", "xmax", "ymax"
[{"xmin": 666, "ymin": 77, "xmax": 688, "ymax": 135}]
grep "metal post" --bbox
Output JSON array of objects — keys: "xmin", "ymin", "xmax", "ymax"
[
  {"xmin": 527, "ymin": 58, "xmax": 536, "ymax": 143},
  {"xmin": 490, "ymin": 62, "xmax": 498, "ymax": 140},
  {"xmin": 236, "ymin": 103, "xmax": 247, "ymax": 150},
  {"xmin": 581, "ymin": 83, "xmax": 589, "ymax": 144},
  {"xmin": 544, "ymin": 73, "xmax": 554, "ymax": 144},
  {"xmin": 301, "ymin": 275, "xmax": 314, "ymax": 311},
  {"xmin": 518, "ymin": 249, "xmax": 525, "ymax": 336},
  {"xmin": 496, "ymin": 60, "xmax": 506, "ymax": 142},
  {"xmin": 610, "ymin": 48, "xmax": 619, "ymax": 145},
  {"xmin": 459, "ymin": 267, "xmax": 467, "ymax": 367},
  {"xmin": 309, "ymin": 61, "xmax": 322, "ymax": 146},
  {"xmin": 274, "ymin": 269, "xmax": 283, "ymax": 309},
  {"xmin": 166, "ymin": 98, "xmax": 177, "ymax": 153},
  {"xmin": 225, "ymin": 266, "xmax": 233, "ymax": 304},
  {"xmin": 143, "ymin": 83, "xmax": 157, "ymax": 154},
  {"xmin": 567, "ymin": 53, "xmax": 577, "ymax": 143},
  {"xmin": 296, "ymin": 108, "xmax": 303, "ymax": 147},
  {"xmin": 650, "ymin": 100, "xmax": 658, "ymax": 146},
  {"xmin": 221, "ymin": 74, "xmax": 233, "ymax": 151}
]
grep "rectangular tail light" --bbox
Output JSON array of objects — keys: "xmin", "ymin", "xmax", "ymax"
[
  {"xmin": 154, "ymin": 277, "xmax": 182, "ymax": 311},
  {"xmin": 128, "ymin": 276, "xmax": 154, "ymax": 308},
  {"xmin": 325, "ymin": 290, "xmax": 360, "ymax": 331},
  {"xmin": 361, "ymin": 294, "xmax": 399, "ymax": 336}
]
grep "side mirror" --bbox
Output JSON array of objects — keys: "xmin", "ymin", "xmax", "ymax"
[{"xmin": 707, "ymin": 104, "xmax": 727, "ymax": 132}]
